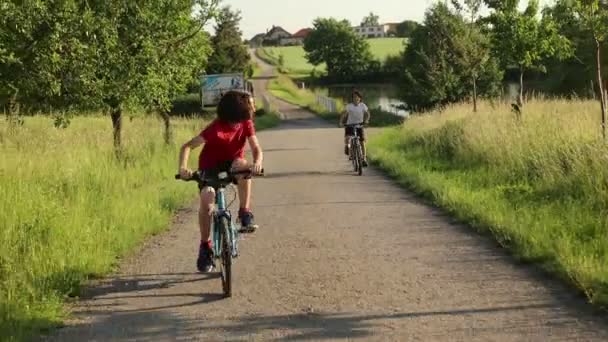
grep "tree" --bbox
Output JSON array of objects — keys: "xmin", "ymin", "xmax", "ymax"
[
  {"xmin": 0, "ymin": 1, "xmax": 97, "ymax": 122},
  {"xmin": 361, "ymin": 12, "xmax": 380, "ymax": 27},
  {"xmin": 395, "ymin": 20, "xmax": 420, "ymax": 38},
  {"xmin": 85, "ymin": 0, "xmax": 218, "ymax": 150},
  {"xmin": 452, "ymin": 0, "xmax": 495, "ymax": 112},
  {"xmin": 145, "ymin": 32, "xmax": 212, "ymax": 144},
  {"xmin": 565, "ymin": 0, "xmax": 608, "ymax": 139},
  {"xmin": 207, "ymin": 6, "xmax": 251, "ymax": 75},
  {"xmin": 304, "ymin": 18, "xmax": 373, "ymax": 82},
  {"xmin": 488, "ymin": 0, "xmax": 572, "ymax": 110},
  {"xmin": 399, "ymin": 3, "xmax": 502, "ymax": 111}
]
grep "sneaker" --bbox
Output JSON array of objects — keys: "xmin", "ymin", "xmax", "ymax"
[
  {"xmin": 197, "ymin": 241, "xmax": 215, "ymax": 273},
  {"xmin": 239, "ymin": 209, "xmax": 258, "ymax": 233}
]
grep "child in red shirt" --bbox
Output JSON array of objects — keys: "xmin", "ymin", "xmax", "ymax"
[{"xmin": 178, "ymin": 90, "xmax": 263, "ymax": 273}]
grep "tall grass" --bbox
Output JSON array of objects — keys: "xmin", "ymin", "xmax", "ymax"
[
  {"xmin": 0, "ymin": 111, "xmax": 280, "ymax": 340},
  {"xmin": 368, "ymin": 99, "xmax": 608, "ymax": 307},
  {"xmin": 0, "ymin": 116, "xmax": 208, "ymax": 340}
]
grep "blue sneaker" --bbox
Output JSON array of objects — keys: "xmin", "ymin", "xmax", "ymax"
[
  {"xmin": 197, "ymin": 241, "xmax": 215, "ymax": 273},
  {"xmin": 239, "ymin": 209, "xmax": 258, "ymax": 233}
]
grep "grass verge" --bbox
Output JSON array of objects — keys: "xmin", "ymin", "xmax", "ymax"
[
  {"xmin": 0, "ymin": 116, "xmax": 206, "ymax": 341},
  {"xmin": 368, "ymin": 99, "xmax": 608, "ymax": 308},
  {"xmin": 1, "ymin": 112, "xmax": 279, "ymax": 341}
]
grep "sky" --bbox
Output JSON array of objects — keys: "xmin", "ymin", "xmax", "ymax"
[{"xmin": 210, "ymin": 0, "xmax": 556, "ymax": 39}]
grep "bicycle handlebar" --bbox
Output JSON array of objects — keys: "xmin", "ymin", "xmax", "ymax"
[
  {"xmin": 343, "ymin": 123, "xmax": 366, "ymax": 128},
  {"xmin": 175, "ymin": 168, "xmax": 264, "ymax": 182}
]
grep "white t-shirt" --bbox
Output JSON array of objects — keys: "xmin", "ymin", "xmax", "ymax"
[{"xmin": 345, "ymin": 103, "xmax": 369, "ymax": 125}]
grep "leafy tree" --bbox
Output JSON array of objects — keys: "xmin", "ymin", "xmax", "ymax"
[
  {"xmin": 84, "ymin": 0, "xmax": 217, "ymax": 150},
  {"xmin": 361, "ymin": 12, "xmax": 380, "ymax": 26},
  {"xmin": 395, "ymin": 20, "xmax": 420, "ymax": 38},
  {"xmin": 487, "ymin": 0, "xmax": 572, "ymax": 109},
  {"xmin": 564, "ymin": 0, "xmax": 608, "ymax": 139},
  {"xmin": 145, "ymin": 32, "xmax": 212, "ymax": 144},
  {"xmin": 207, "ymin": 6, "xmax": 251, "ymax": 74},
  {"xmin": 304, "ymin": 18, "xmax": 373, "ymax": 82},
  {"xmin": 400, "ymin": 3, "xmax": 502, "ymax": 111},
  {"xmin": 452, "ymin": 0, "xmax": 498, "ymax": 112},
  {"xmin": 0, "ymin": 1, "xmax": 97, "ymax": 121}
]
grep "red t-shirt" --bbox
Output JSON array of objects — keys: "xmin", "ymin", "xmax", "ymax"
[{"xmin": 198, "ymin": 119, "xmax": 255, "ymax": 170}]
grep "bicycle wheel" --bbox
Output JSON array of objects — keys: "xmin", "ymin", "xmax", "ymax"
[
  {"xmin": 356, "ymin": 143, "xmax": 363, "ymax": 176},
  {"xmin": 351, "ymin": 140, "xmax": 359, "ymax": 171},
  {"xmin": 218, "ymin": 216, "xmax": 232, "ymax": 297}
]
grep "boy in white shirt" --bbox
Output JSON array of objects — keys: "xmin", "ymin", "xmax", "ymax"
[{"xmin": 339, "ymin": 90, "xmax": 370, "ymax": 167}]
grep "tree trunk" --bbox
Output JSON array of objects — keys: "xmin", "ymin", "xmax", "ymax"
[
  {"xmin": 518, "ymin": 68, "xmax": 524, "ymax": 107},
  {"xmin": 472, "ymin": 76, "xmax": 478, "ymax": 113},
  {"xmin": 6, "ymin": 89, "xmax": 20, "ymax": 128},
  {"xmin": 596, "ymin": 38, "xmax": 607, "ymax": 141},
  {"xmin": 160, "ymin": 110, "xmax": 172, "ymax": 145},
  {"xmin": 110, "ymin": 107, "xmax": 122, "ymax": 151}
]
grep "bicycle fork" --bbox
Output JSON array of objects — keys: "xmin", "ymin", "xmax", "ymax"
[{"xmin": 212, "ymin": 189, "xmax": 239, "ymax": 258}]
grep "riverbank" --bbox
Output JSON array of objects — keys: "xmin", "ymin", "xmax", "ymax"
[{"xmin": 268, "ymin": 74, "xmax": 403, "ymax": 127}]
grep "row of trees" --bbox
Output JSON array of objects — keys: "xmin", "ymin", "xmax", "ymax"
[
  {"xmin": 1, "ymin": 1, "xmax": 251, "ymax": 148},
  {"xmin": 401, "ymin": 0, "xmax": 608, "ymax": 135},
  {"xmin": 303, "ymin": 1, "xmax": 608, "ymax": 138}
]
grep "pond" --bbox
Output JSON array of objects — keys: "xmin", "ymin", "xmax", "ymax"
[{"xmin": 310, "ymin": 83, "xmax": 409, "ymax": 117}]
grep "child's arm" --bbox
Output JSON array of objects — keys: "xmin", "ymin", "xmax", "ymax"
[
  {"xmin": 339, "ymin": 110, "xmax": 348, "ymax": 126},
  {"xmin": 178, "ymin": 135, "xmax": 205, "ymax": 178},
  {"xmin": 364, "ymin": 109, "xmax": 371, "ymax": 125},
  {"xmin": 247, "ymin": 135, "xmax": 263, "ymax": 174}
]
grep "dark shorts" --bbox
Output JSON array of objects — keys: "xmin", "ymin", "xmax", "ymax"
[
  {"xmin": 198, "ymin": 160, "xmax": 234, "ymax": 192},
  {"xmin": 344, "ymin": 127, "xmax": 365, "ymax": 141}
]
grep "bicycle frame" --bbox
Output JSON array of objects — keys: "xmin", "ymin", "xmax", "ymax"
[{"xmin": 212, "ymin": 186, "xmax": 238, "ymax": 258}]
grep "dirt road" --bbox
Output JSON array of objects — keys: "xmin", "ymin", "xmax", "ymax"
[{"xmin": 44, "ymin": 53, "xmax": 608, "ymax": 341}]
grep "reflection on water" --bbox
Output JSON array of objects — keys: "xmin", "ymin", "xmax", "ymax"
[{"xmin": 311, "ymin": 83, "xmax": 408, "ymax": 117}]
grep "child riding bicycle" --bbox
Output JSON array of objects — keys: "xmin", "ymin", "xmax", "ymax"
[
  {"xmin": 178, "ymin": 90, "xmax": 263, "ymax": 273},
  {"xmin": 339, "ymin": 90, "xmax": 370, "ymax": 167}
]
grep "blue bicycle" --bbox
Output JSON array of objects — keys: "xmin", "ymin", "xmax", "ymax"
[{"xmin": 176, "ymin": 168, "xmax": 261, "ymax": 297}]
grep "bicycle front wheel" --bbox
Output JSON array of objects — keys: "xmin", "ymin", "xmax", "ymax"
[
  {"xmin": 355, "ymin": 141, "xmax": 363, "ymax": 176},
  {"xmin": 218, "ymin": 216, "xmax": 232, "ymax": 297},
  {"xmin": 351, "ymin": 140, "xmax": 359, "ymax": 171}
]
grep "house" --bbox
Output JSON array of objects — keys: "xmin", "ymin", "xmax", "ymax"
[
  {"xmin": 352, "ymin": 23, "xmax": 392, "ymax": 38},
  {"xmin": 279, "ymin": 28, "xmax": 312, "ymax": 46},
  {"xmin": 263, "ymin": 25, "xmax": 291, "ymax": 46},
  {"xmin": 384, "ymin": 22, "xmax": 400, "ymax": 37},
  {"xmin": 249, "ymin": 33, "xmax": 266, "ymax": 47}
]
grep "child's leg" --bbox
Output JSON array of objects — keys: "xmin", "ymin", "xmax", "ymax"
[
  {"xmin": 231, "ymin": 158, "xmax": 251, "ymax": 211},
  {"xmin": 231, "ymin": 158, "xmax": 257, "ymax": 231},
  {"xmin": 199, "ymin": 186, "xmax": 216, "ymax": 241},
  {"xmin": 344, "ymin": 128, "xmax": 351, "ymax": 155}
]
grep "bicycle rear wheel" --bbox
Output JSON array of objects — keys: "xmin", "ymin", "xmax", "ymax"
[{"xmin": 218, "ymin": 216, "xmax": 232, "ymax": 297}]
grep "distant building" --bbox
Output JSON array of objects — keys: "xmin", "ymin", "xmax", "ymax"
[
  {"xmin": 250, "ymin": 26, "xmax": 312, "ymax": 47},
  {"xmin": 263, "ymin": 25, "xmax": 291, "ymax": 46},
  {"xmin": 384, "ymin": 22, "xmax": 400, "ymax": 36},
  {"xmin": 280, "ymin": 28, "xmax": 312, "ymax": 46},
  {"xmin": 249, "ymin": 33, "xmax": 266, "ymax": 47},
  {"xmin": 352, "ymin": 23, "xmax": 393, "ymax": 38}
]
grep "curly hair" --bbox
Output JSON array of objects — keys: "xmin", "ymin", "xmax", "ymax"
[{"xmin": 217, "ymin": 90, "xmax": 254, "ymax": 123}]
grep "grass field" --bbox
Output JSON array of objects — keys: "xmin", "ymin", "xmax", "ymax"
[
  {"xmin": 0, "ymin": 112, "xmax": 279, "ymax": 341},
  {"xmin": 368, "ymin": 99, "xmax": 608, "ymax": 307},
  {"xmin": 260, "ymin": 38, "xmax": 407, "ymax": 78}
]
